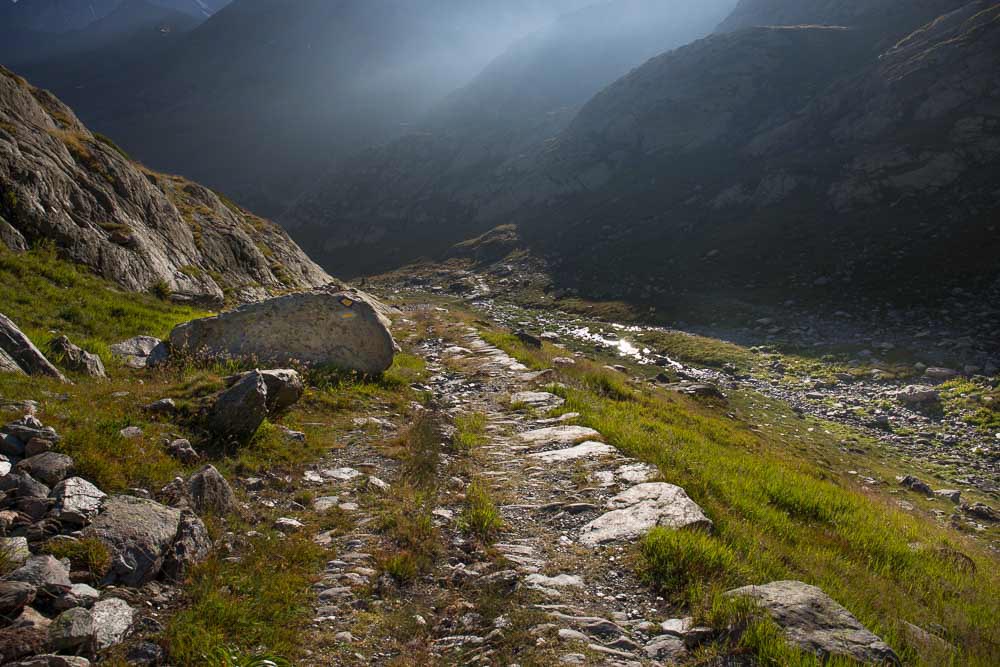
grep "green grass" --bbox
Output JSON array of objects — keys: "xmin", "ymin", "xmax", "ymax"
[
  {"xmin": 459, "ymin": 480, "xmax": 504, "ymax": 544},
  {"xmin": 0, "ymin": 245, "xmax": 207, "ymax": 359},
  {"xmin": 641, "ymin": 528, "xmax": 741, "ymax": 596},
  {"xmin": 483, "ymin": 327, "xmax": 1000, "ymax": 666},
  {"xmin": 164, "ymin": 532, "xmax": 325, "ymax": 665},
  {"xmin": 453, "ymin": 412, "xmax": 487, "ymax": 451},
  {"xmin": 39, "ymin": 537, "xmax": 112, "ymax": 578}
]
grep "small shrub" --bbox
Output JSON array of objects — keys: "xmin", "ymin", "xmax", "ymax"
[{"xmin": 151, "ymin": 279, "xmax": 173, "ymax": 301}]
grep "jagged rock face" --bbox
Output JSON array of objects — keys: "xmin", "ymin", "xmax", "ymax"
[{"xmin": 0, "ymin": 67, "xmax": 331, "ymax": 306}]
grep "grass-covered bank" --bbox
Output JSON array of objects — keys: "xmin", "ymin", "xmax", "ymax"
[
  {"xmin": 0, "ymin": 247, "xmax": 431, "ymax": 664},
  {"xmin": 478, "ymin": 327, "xmax": 1000, "ymax": 666}
]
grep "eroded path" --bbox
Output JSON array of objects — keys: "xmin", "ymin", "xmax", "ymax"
[{"xmin": 292, "ymin": 314, "xmax": 710, "ymax": 665}]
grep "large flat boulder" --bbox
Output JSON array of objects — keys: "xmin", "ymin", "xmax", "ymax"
[
  {"xmin": 579, "ymin": 483, "xmax": 712, "ymax": 546},
  {"xmin": 725, "ymin": 581, "xmax": 900, "ymax": 665},
  {"xmin": 0, "ymin": 314, "xmax": 67, "ymax": 382},
  {"xmin": 169, "ymin": 288, "xmax": 396, "ymax": 374}
]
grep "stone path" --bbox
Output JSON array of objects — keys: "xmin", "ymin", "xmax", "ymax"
[
  {"xmin": 294, "ymin": 317, "xmax": 899, "ymax": 665},
  {"xmin": 423, "ymin": 327, "xmax": 712, "ymax": 664}
]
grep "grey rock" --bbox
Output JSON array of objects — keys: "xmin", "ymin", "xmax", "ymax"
[
  {"xmin": 50, "ymin": 477, "xmax": 106, "ymax": 525},
  {"xmin": 514, "ymin": 330, "xmax": 543, "ymax": 348},
  {"xmin": 109, "ymin": 337, "xmax": 169, "ymax": 370},
  {"xmin": 3, "ymin": 416, "xmax": 59, "ymax": 446},
  {"xmin": 900, "ymin": 475, "xmax": 933, "ymax": 495},
  {"xmin": 47, "ymin": 337, "xmax": 106, "ymax": 379},
  {"xmin": 528, "ymin": 441, "xmax": 616, "ymax": 463},
  {"xmin": 2, "ymin": 472, "xmax": 51, "ymax": 499},
  {"xmin": 0, "ymin": 432, "xmax": 25, "ymax": 457},
  {"xmin": 5, "ymin": 555, "xmax": 71, "ymax": 588},
  {"xmin": 0, "ymin": 216, "xmax": 27, "ymax": 253},
  {"xmin": 0, "ymin": 346, "xmax": 25, "ymax": 375},
  {"xmin": 517, "ymin": 425, "xmax": 603, "ymax": 447},
  {"xmin": 166, "ymin": 438, "xmax": 199, "ymax": 463},
  {"xmin": 15, "ymin": 451, "xmax": 75, "ymax": 486},
  {"xmin": 170, "ymin": 288, "xmax": 396, "ymax": 374},
  {"xmin": 82, "ymin": 496, "xmax": 182, "ymax": 587},
  {"xmin": 510, "ymin": 391, "xmax": 565, "ymax": 410},
  {"xmin": 125, "ymin": 642, "xmax": 164, "ymax": 665},
  {"xmin": 0, "ymin": 581, "xmax": 36, "ymax": 619},
  {"xmin": 934, "ymin": 489, "xmax": 961, "ymax": 504},
  {"xmin": 726, "ymin": 581, "xmax": 900, "ymax": 665},
  {"xmin": 52, "ymin": 583, "xmax": 100, "ymax": 612},
  {"xmin": 161, "ymin": 511, "xmax": 212, "ymax": 581},
  {"xmin": 0, "ymin": 537, "xmax": 30, "ymax": 566},
  {"xmin": 896, "ymin": 385, "xmax": 940, "ymax": 406},
  {"xmin": 207, "ymin": 371, "xmax": 268, "ymax": 444},
  {"xmin": 579, "ymin": 482, "xmax": 712, "ymax": 546},
  {"xmin": 48, "ymin": 607, "xmax": 93, "ymax": 652},
  {"xmin": 186, "ymin": 465, "xmax": 238, "ymax": 516},
  {"xmin": 226, "ymin": 369, "xmax": 304, "ymax": 414},
  {"xmin": 924, "ymin": 367, "xmax": 960, "ymax": 382},
  {"xmin": 119, "ymin": 426, "xmax": 143, "ymax": 440},
  {"xmin": 90, "ymin": 597, "xmax": 134, "ymax": 650},
  {"xmin": 961, "ymin": 502, "xmax": 998, "ymax": 523},
  {"xmin": 0, "ymin": 314, "xmax": 68, "ymax": 382},
  {"xmin": 144, "ymin": 398, "xmax": 176, "ymax": 415}
]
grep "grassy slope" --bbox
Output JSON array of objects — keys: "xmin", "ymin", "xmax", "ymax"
[
  {"xmin": 478, "ymin": 326, "xmax": 1000, "ymax": 666},
  {"xmin": 0, "ymin": 247, "xmax": 427, "ymax": 664}
]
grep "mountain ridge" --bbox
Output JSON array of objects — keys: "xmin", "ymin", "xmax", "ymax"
[{"xmin": 0, "ymin": 67, "xmax": 332, "ymax": 306}]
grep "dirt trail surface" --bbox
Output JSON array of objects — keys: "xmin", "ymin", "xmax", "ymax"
[{"xmin": 294, "ymin": 311, "xmax": 705, "ymax": 665}]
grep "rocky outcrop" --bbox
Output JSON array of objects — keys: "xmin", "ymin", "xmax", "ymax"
[
  {"xmin": 0, "ymin": 67, "xmax": 331, "ymax": 306},
  {"xmin": 82, "ymin": 495, "xmax": 208, "ymax": 586},
  {"xmin": 0, "ymin": 315, "xmax": 67, "ymax": 382},
  {"xmin": 46, "ymin": 338, "xmax": 105, "ymax": 379},
  {"xmin": 170, "ymin": 289, "xmax": 396, "ymax": 374},
  {"xmin": 726, "ymin": 581, "xmax": 900, "ymax": 664}
]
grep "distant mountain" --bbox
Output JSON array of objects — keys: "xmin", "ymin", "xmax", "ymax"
[
  {"xmin": 0, "ymin": 66, "xmax": 331, "ymax": 306},
  {"xmin": 26, "ymin": 0, "xmax": 595, "ymax": 217},
  {"xmin": 0, "ymin": 0, "xmax": 201, "ymax": 69},
  {"xmin": 289, "ymin": 0, "xmax": 1000, "ymax": 309},
  {"xmin": 285, "ymin": 0, "xmax": 738, "ymax": 274},
  {"xmin": 0, "ymin": 0, "xmax": 229, "ymax": 32}
]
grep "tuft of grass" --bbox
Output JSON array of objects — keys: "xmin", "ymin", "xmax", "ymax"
[
  {"xmin": 459, "ymin": 480, "xmax": 504, "ymax": 544},
  {"xmin": 453, "ymin": 412, "xmax": 487, "ymax": 452},
  {"xmin": 40, "ymin": 537, "xmax": 112, "ymax": 578},
  {"xmin": 164, "ymin": 533, "xmax": 325, "ymax": 664},
  {"xmin": 641, "ymin": 528, "xmax": 740, "ymax": 597}
]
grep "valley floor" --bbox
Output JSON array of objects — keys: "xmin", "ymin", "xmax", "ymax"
[{"xmin": 1, "ymin": 248, "xmax": 997, "ymax": 665}]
